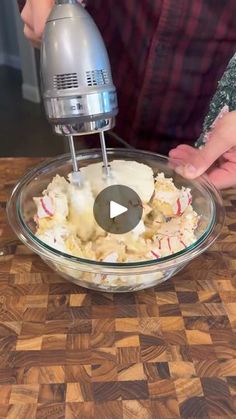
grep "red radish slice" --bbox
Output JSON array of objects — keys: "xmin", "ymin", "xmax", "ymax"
[
  {"xmin": 167, "ymin": 237, "xmax": 172, "ymax": 252},
  {"xmin": 40, "ymin": 196, "xmax": 54, "ymax": 217},
  {"xmin": 180, "ymin": 239, "xmax": 187, "ymax": 248},
  {"xmin": 151, "ymin": 250, "xmax": 160, "ymax": 259},
  {"xmin": 176, "ymin": 198, "xmax": 182, "ymax": 215},
  {"xmin": 187, "ymin": 192, "xmax": 192, "ymax": 205}
]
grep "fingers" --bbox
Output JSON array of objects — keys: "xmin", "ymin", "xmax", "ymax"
[
  {"xmin": 169, "ymin": 145, "xmax": 202, "ymax": 178},
  {"xmin": 21, "ymin": 0, "xmax": 54, "ymax": 44},
  {"xmin": 169, "ymin": 111, "xmax": 236, "ymax": 179},
  {"xmin": 169, "ymin": 146, "xmax": 236, "ymax": 189},
  {"xmin": 207, "ymin": 161, "xmax": 236, "ymax": 189},
  {"xmin": 23, "ymin": 25, "xmax": 41, "ymax": 48},
  {"xmin": 31, "ymin": 0, "xmax": 55, "ymax": 39},
  {"xmin": 169, "ymin": 144, "xmax": 192, "ymax": 161},
  {"xmin": 21, "ymin": 0, "xmax": 84, "ymax": 45}
]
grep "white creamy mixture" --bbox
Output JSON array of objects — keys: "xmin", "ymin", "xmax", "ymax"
[{"xmin": 33, "ymin": 160, "xmax": 199, "ymax": 263}]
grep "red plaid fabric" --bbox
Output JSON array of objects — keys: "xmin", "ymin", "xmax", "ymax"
[{"xmin": 18, "ymin": 0, "xmax": 236, "ymax": 153}]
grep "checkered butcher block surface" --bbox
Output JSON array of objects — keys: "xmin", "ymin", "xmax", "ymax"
[{"xmin": 0, "ymin": 158, "xmax": 235, "ymax": 418}]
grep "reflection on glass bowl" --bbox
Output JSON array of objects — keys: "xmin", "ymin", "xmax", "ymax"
[{"xmin": 7, "ymin": 149, "xmax": 225, "ymax": 292}]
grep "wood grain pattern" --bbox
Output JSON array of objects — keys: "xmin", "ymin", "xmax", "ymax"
[{"xmin": 0, "ymin": 158, "xmax": 235, "ymax": 418}]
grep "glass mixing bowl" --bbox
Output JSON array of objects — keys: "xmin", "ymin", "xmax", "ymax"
[{"xmin": 7, "ymin": 149, "xmax": 225, "ymax": 292}]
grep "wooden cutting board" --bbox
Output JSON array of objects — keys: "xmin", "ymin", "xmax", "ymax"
[{"xmin": 0, "ymin": 158, "xmax": 235, "ymax": 418}]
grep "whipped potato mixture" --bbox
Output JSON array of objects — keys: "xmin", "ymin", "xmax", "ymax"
[{"xmin": 33, "ymin": 160, "xmax": 199, "ymax": 263}]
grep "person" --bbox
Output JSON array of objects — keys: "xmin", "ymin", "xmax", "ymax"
[{"xmin": 18, "ymin": 0, "xmax": 236, "ymax": 189}]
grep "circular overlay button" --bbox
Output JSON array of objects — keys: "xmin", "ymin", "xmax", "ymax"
[{"xmin": 93, "ymin": 185, "xmax": 143, "ymax": 234}]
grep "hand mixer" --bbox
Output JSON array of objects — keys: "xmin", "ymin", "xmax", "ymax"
[{"xmin": 40, "ymin": 0, "xmax": 118, "ymax": 185}]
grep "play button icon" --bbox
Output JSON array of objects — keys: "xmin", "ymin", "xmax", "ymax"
[
  {"xmin": 110, "ymin": 201, "xmax": 128, "ymax": 219},
  {"xmin": 93, "ymin": 185, "xmax": 143, "ymax": 234}
]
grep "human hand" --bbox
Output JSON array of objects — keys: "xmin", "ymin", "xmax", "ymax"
[
  {"xmin": 21, "ymin": 0, "xmax": 83, "ymax": 48},
  {"xmin": 21, "ymin": 0, "xmax": 55, "ymax": 48},
  {"xmin": 169, "ymin": 111, "xmax": 236, "ymax": 189}
]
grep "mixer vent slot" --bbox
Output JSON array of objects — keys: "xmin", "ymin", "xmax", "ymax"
[
  {"xmin": 54, "ymin": 73, "xmax": 78, "ymax": 90},
  {"xmin": 86, "ymin": 69, "xmax": 109, "ymax": 86}
]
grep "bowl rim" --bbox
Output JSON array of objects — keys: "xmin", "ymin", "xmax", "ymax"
[{"xmin": 7, "ymin": 148, "xmax": 225, "ymax": 273}]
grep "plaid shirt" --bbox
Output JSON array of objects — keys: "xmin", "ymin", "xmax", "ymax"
[{"xmin": 18, "ymin": 0, "xmax": 236, "ymax": 153}]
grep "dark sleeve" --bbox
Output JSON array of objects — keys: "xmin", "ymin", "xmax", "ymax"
[
  {"xmin": 17, "ymin": 0, "xmax": 26, "ymax": 12},
  {"xmin": 196, "ymin": 53, "xmax": 236, "ymax": 147}
]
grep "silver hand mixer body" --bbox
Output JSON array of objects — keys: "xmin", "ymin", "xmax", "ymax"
[{"xmin": 40, "ymin": 0, "xmax": 118, "ymax": 181}]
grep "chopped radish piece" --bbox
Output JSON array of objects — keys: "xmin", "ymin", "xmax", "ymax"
[{"xmin": 34, "ymin": 196, "xmax": 55, "ymax": 218}]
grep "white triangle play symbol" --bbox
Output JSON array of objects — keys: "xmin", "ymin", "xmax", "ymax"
[{"xmin": 110, "ymin": 201, "xmax": 128, "ymax": 219}]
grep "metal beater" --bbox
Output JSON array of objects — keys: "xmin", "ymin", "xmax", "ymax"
[{"xmin": 40, "ymin": 0, "xmax": 118, "ymax": 184}]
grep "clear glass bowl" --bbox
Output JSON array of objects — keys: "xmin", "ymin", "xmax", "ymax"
[{"xmin": 7, "ymin": 148, "xmax": 225, "ymax": 292}]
